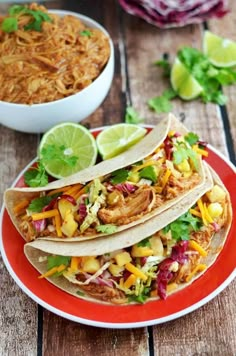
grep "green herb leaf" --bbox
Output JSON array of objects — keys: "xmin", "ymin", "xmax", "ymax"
[
  {"xmin": 184, "ymin": 132, "xmax": 199, "ymax": 146},
  {"xmin": 137, "ymin": 237, "xmax": 151, "ymax": 247},
  {"xmin": 110, "ymin": 168, "xmax": 130, "ymax": 184},
  {"xmin": 76, "ymin": 290, "xmax": 85, "ymax": 296},
  {"xmin": 24, "ymin": 161, "xmax": 49, "ymax": 187},
  {"xmin": 125, "ymin": 106, "xmax": 144, "ymax": 124},
  {"xmin": 163, "ymin": 211, "xmax": 202, "ymax": 241},
  {"xmin": 40, "ymin": 144, "xmax": 78, "ymax": 168},
  {"xmin": 8, "ymin": 5, "xmax": 26, "ymax": 16},
  {"xmin": 173, "ymin": 142, "xmax": 199, "ymax": 170},
  {"xmin": 128, "ymin": 287, "xmax": 150, "ymax": 304},
  {"xmin": 28, "ymin": 194, "xmax": 59, "ymax": 213},
  {"xmin": 80, "ymin": 29, "xmax": 92, "ymax": 37},
  {"xmin": 96, "ymin": 224, "xmax": 117, "ymax": 234},
  {"xmin": 139, "ymin": 166, "xmax": 157, "ymax": 183},
  {"xmin": 1, "ymin": 17, "xmax": 18, "ymax": 32},
  {"xmin": 148, "ymin": 89, "xmax": 177, "ymax": 114},
  {"xmin": 47, "ymin": 255, "xmax": 71, "ymax": 271}
]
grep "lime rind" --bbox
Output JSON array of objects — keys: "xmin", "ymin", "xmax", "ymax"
[
  {"xmin": 203, "ymin": 30, "xmax": 236, "ymax": 68},
  {"xmin": 96, "ymin": 123, "xmax": 147, "ymax": 160},
  {"xmin": 171, "ymin": 57, "xmax": 203, "ymax": 100},
  {"xmin": 39, "ymin": 122, "xmax": 97, "ymax": 179}
]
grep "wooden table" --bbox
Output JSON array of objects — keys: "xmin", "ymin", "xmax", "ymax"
[{"xmin": 1, "ymin": 1, "xmax": 236, "ymax": 355}]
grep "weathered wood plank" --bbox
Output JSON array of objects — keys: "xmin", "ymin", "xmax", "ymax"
[
  {"xmin": 0, "ymin": 126, "xmax": 39, "ymax": 356},
  {"xmin": 43, "ymin": 310, "xmax": 149, "ymax": 356},
  {"xmin": 123, "ymin": 9, "xmax": 236, "ymax": 355},
  {"xmin": 208, "ymin": 0, "xmax": 236, "ymax": 159}
]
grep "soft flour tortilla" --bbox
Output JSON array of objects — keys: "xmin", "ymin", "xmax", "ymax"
[
  {"xmin": 5, "ymin": 113, "xmax": 206, "ymax": 242},
  {"xmin": 24, "ymin": 165, "xmax": 232, "ymax": 304}
]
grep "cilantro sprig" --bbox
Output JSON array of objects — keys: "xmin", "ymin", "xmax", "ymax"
[
  {"xmin": 28, "ymin": 194, "xmax": 60, "ymax": 213},
  {"xmin": 40, "ymin": 144, "xmax": 78, "ymax": 168},
  {"xmin": 154, "ymin": 44, "xmax": 236, "ymax": 112},
  {"xmin": 1, "ymin": 5, "xmax": 52, "ymax": 33},
  {"xmin": 173, "ymin": 141, "xmax": 199, "ymax": 170},
  {"xmin": 24, "ymin": 161, "xmax": 49, "ymax": 187},
  {"xmin": 125, "ymin": 106, "xmax": 144, "ymax": 124},
  {"xmin": 110, "ymin": 168, "xmax": 130, "ymax": 184},
  {"xmin": 162, "ymin": 211, "xmax": 202, "ymax": 241},
  {"xmin": 139, "ymin": 166, "xmax": 157, "ymax": 183}
]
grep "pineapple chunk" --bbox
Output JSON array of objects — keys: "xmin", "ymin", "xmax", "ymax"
[
  {"xmin": 149, "ymin": 234, "xmax": 164, "ymax": 256},
  {"xmin": 208, "ymin": 203, "xmax": 223, "ymax": 218},
  {"xmin": 131, "ymin": 245, "xmax": 153, "ymax": 258},
  {"xmin": 207, "ymin": 185, "xmax": 226, "ymax": 203},
  {"xmin": 58, "ymin": 199, "xmax": 75, "ymax": 220},
  {"xmin": 108, "ymin": 263, "xmax": 124, "ymax": 276},
  {"xmin": 82, "ymin": 256, "xmax": 100, "ymax": 274},
  {"xmin": 176, "ymin": 159, "xmax": 191, "ymax": 172},
  {"xmin": 114, "ymin": 251, "xmax": 132, "ymax": 266},
  {"xmin": 128, "ymin": 172, "xmax": 140, "ymax": 183},
  {"xmin": 61, "ymin": 210, "xmax": 78, "ymax": 237}
]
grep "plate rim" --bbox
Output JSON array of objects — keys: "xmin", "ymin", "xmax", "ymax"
[{"xmin": 0, "ymin": 125, "xmax": 235, "ymax": 329}]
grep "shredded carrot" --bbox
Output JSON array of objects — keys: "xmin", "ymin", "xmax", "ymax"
[
  {"xmin": 189, "ymin": 240, "xmax": 207, "ymax": 257},
  {"xmin": 74, "ymin": 181, "xmax": 92, "ymax": 200},
  {"xmin": 31, "ymin": 209, "xmax": 59, "ymax": 221},
  {"xmin": 13, "ymin": 199, "xmax": 29, "ymax": 215},
  {"xmin": 185, "ymin": 264, "xmax": 207, "ymax": 283},
  {"xmin": 150, "ymin": 289, "xmax": 158, "ymax": 297},
  {"xmin": 70, "ymin": 257, "xmax": 80, "ymax": 270},
  {"xmin": 154, "ymin": 186, "xmax": 163, "ymax": 194},
  {"xmin": 55, "ymin": 213, "xmax": 62, "ymax": 237},
  {"xmin": 131, "ymin": 160, "xmax": 160, "ymax": 173},
  {"xmin": 63, "ymin": 183, "xmax": 84, "ymax": 197},
  {"xmin": 119, "ymin": 277, "xmax": 124, "ymax": 288},
  {"xmin": 193, "ymin": 145, "xmax": 208, "ymax": 157},
  {"xmin": 38, "ymin": 264, "xmax": 67, "ymax": 279},
  {"xmin": 161, "ymin": 168, "xmax": 171, "ymax": 188},
  {"xmin": 166, "ymin": 282, "xmax": 178, "ymax": 292},
  {"xmin": 197, "ymin": 198, "xmax": 208, "ymax": 226},
  {"xmin": 38, "ymin": 266, "xmax": 58, "ymax": 279},
  {"xmin": 189, "ymin": 208, "xmax": 202, "ymax": 218},
  {"xmin": 203, "ymin": 203, "xmax": 214, "ymax": 223},
  {"xmin": 125, "ymin": 263, "xmax": 147, "ymax": 281},
  {"xmin": 47, "ymin": 186, "xmax": 72, "ymax": 196},
  {"xmin": 123, "ymin": 274, "xmax": 136, "ymax": 289}
]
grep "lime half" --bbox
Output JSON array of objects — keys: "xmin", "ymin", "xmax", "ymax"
[
  {"xmin": 96, "ymin": 123, "xmax": 147, "ymax": 160},
  {"xmin": 39, "ymin": 123, "xmax": 97, "ymax": 179},
  {"xmin": 171, "ymin": 57, "xmax": 203, "ymax": 100},
  {"xmin": 203, "ymin": 30, "xmax": 236, "ymax": 68}
]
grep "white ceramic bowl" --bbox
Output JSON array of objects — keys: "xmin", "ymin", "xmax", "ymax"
[{"xmin": 0, "ymin": 10, "xmax": 114, "ymax": 133}]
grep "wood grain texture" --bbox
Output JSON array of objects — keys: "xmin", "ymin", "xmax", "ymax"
[
  {"xmin": 0, "ymin": 126, "xmax": 40, "ymax": 356},
  {"xmin": 208, "ymin": 0, "xmax": 236, "ymax": 161}
]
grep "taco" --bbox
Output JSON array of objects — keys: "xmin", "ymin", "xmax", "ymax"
[
  {"xmin": 5, "ymin": 114, "xmax": 207, "ymax": 242},
  {"xmin": 24, "ymin": 166, "xmax": 232, "ymax": 304}
]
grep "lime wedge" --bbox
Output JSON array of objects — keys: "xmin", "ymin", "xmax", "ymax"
[
  {"xmin": 96, "ymin": 123, "xmax": 147, "ymax": 160},
  {"xmin": 203, "ymin": 30, "xmax": 236, "ymax": 67},
  {"xmin": 171, "ymin": 57, "xmax": 203, "ymax": 100},
  {"xmin": 38, "ymin": 123, "xmax": 97, "ymax": 179}
]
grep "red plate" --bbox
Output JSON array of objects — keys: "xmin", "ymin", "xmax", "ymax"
[{"xmin": 1, "ymin": 127, "xmax": 236, "ymax": 328}]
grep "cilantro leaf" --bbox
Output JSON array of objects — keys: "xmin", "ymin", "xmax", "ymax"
[
  {"xmin": 110, "ymin": 168, "xmax": 130, "ymax": 184},
  {"xmin": 163, "ymin": 211, "xmax": 202, "ymax": 241},
  {"xmin": 96, "ymin": 224, "xmax": 117, "ymax": 234},
  {"xmin": 148, "ymin": 89, "xmax": 177, "ymax": 114},
  {"xmin": 1, "ymin": 17, "xmax": 18, "ymax": 32},
  {"xmin": 184, "ymin": 132, "xmax": 199, "ymax": 146},
  {"xmin": 80, "ymin": 29, "xmax": 92, "ymax": 37},
  {"xmin": 125, "ymin": 106, "xmax": 144, "ymax": 124},
  {"xmin": 47, "ymin": 255, "xmax": 71, "ymax": 270},
  {"xmin": 40, "ymin": 144, "xmax": 78, "ymax": 168},
  {"xmin": 24, "ymin": 161, "xmax": 48, "ymax": 187},
  {"xmin": 76, "ymin": 290, "xmax": 85, "ymax": 296},
  {"xmin": 28, "ymin": 194, "xmax": 59, "ymax": 213},
  {"xmin": 128, "ymin": 287, "xmax": 151, "ymax": 304},
  {"xmin": 139, "ymin": 166, "xmax": 157, "ymax": 183},
  {"xmin": 137, "ymin": 237, "xmax": 151, "ymax": 247},
  {"xmin": 173, "ymin": 142, "xmax": 199, "ymax": 170}
]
